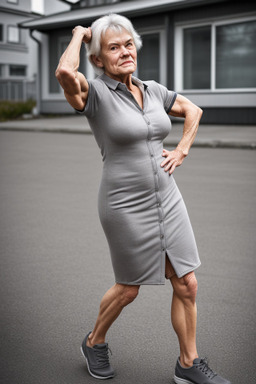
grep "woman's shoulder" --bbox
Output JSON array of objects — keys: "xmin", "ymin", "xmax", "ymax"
[
  {"xmin": 88, "ymin": 76, "xmax": 106, "ymax": 93},
  {"xmin": 143, "ymin": 80, "xmax": 177, "ymax": 111},
  {"xmin": 144, "ymin": 80, "xmax": 170, "ymax": 92}
]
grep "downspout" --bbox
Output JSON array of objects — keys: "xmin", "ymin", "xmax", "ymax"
[{"xmin": 30, "ymin": 29, "xmax": 42, "ymax": 115}]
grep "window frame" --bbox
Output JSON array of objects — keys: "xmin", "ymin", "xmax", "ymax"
[{"xmin": 175, "ymin": 16, "xmax": 256, "ymax": 93}]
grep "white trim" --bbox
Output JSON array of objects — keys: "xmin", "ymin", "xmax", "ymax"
[
  {"xmin": 211, "ymin": 23, "xmax": 215, "ymax": 92},
  {"xmin": 175, "ymin": 13, "xmax": 256, "ymax": 29},
  {"xmin": 181, "ymin": 88, "xmax": 256, "ymax": 94},
  {"xmin": 41, "ymin": 33, "xmax": 49, "ymax": 100},
  {"xmin": 86, "ymin": 56, "xmax": 95, "ymax": 81},
  {"xmin": 180, "ymin": 92, "xmax": 256, "ymax": 108},
  {"xmin": 174, "ymin": 15, "xmax": 256, "ymax": 94},
  {"xmin": 174, "ymin": 26, "xmax": 183, "ymax": 91}
]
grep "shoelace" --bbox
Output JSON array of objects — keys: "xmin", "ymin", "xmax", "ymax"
[
  {"xmin": 95, "ymin": 346, "xmax": 112, "ymax": 369},
  {"xmin": 196, "ymin": 358, "xmax": 217, "ymax": 379}
]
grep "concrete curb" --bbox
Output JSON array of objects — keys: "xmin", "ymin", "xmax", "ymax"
[{"xmin": 1, "ymin": 119, "xmax": 256, "ymax": 150}]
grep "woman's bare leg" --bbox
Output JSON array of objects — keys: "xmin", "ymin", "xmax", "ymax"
[
  {"xmin": 166, "ymin": 257, "xmax": 198, "ymax": 367},
  {"xmin": 87, "ymin": 283, "xmax": 140, "ymax": 347}
]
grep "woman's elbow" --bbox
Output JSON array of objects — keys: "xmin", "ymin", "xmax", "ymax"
[
  {"xmin": 197, "ymin": 106, "xmax": 203, "ymax": 120},
  {"xmin": 55, "ymin": 64, "xmax": 73, "ymax": 82},
  {"xmin": 55, "ymin": 66, "xmax": 66, "ymax": 82}
]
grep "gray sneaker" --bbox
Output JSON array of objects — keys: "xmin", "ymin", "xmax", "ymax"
[
  {"xmin": 81, "ymin": 332, "xmax": 115, "ymax": 380},
  {"xmin": 174, "ymin": 357, "xmax": 231, "ymax": 384}
]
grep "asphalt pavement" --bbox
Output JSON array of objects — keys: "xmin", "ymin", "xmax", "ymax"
[{"xmin": 0, "ymin": 128, "xmax": 256, "ymax": 384}]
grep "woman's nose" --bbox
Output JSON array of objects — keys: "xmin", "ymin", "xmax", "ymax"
[{"xmin": 120, "ymin": 46, "xmax": 129, "ymax": 56}]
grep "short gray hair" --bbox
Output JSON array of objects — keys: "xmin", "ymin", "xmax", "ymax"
[{"xmin": 86, "ymin": 13, "xmax": 142, "ymax": 75}]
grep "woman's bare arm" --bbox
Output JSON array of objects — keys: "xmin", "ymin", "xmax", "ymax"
[
  {"xmin": 161, "ymin": 94, "xmax": 203, "ymax": 174},
  {"xmin": 55, "ymin": 26, "xmax": 92, "ymax": 111}
]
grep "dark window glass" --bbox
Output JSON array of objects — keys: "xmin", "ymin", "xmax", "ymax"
[
  {"xmin": 10, "ymin": 65, "xmax": 26, "ymax": 76},
  {"xmin": 216, "ymin": 20, "xmax": 256, "ymax": 88},
  {"xmin": 138, "ymin": 33, "xmax": 160, "ymax": 82},
  {"xmin": 183, "ymin": 26, "xmax": 211, "ymax": 89}
]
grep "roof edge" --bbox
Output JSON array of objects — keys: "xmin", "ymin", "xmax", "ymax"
[{"xmin": 19, "ymin": 0, "xmax": 229, "ymax": 31}]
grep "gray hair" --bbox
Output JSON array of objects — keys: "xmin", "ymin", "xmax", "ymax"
[{"xmin": 86, "ymin": 13, "xmax": 142, "ymax": 75}]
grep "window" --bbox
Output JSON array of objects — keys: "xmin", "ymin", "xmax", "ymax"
[
  {"xmin": 216, "ymin": 20, "xmax": 256, "ymax": 88},
  {"xmin": 10, "ymin": 65, "xmax": 26, "ymax": 76},
  {"xmin": 183, "ymin": 26, "xmax": 211, "ymax": 89},
  {"xmin": 0, "ymin": 25, "xmax": 3, "ymax": 42},
  {"xmin": 138, "ymin": 33, "xmax": 160, "ymax": 82},
  {"xmin": 8, "ymin": 0, "xmax": 18, "ymax": 3},
  {"xmin": 8, "ymin": 26, "xmax": 20, "ymax": 43},
  {"xmin": 179, "ymin": 18, "xmax": 256, "ymax": 91}
]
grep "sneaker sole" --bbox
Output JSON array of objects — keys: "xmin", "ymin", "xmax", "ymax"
[
  {"xmin": 174, "ymin": 375, "xmax": 194, "ymax": 384},
  {"xmin": 80, "ymin": 346, "xmax": 115, "ymax": 380}
]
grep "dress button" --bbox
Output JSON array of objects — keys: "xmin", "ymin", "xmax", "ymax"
[
  {"xmin": 160, "ymin": 234, "xmax": 164, "ymax": 239},
  {"xmin": 147, "ymin": 121, "xmax": 150, "ymax": 125},
  {"xmin": 150, "ymin": 153, "xmax": 154, "ymax": 157},
  {"xmin": 162, "ymin": 248, "xmax": 165, "ymax": 252}
]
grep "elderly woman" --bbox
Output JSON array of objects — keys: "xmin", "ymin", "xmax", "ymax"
[{"xmin": 56, "ymin": 14, "xmax": 231, "ymax": 384}]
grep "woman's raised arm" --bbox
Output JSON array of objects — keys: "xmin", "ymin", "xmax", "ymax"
[{"xmin": 55, "ymin": 26, "xmax": 92, "ymax": 111}]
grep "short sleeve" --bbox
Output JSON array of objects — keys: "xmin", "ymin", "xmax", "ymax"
[
  {"xmin": 146, "ymin": 81, "xmax": 177, "ymax": 113},
  {"xmin": 75, "ymin": 78, "xmax": 104, "ymax": 118}
]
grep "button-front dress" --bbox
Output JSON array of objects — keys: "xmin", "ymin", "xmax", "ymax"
[{"xmin": 80, "ymin": 74, "xmax": 200, "ymax": 285}]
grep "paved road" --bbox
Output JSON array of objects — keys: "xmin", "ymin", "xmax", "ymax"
[{"xmin": 0, "ymin": 131, "xmax": 255, "ymax": 384}]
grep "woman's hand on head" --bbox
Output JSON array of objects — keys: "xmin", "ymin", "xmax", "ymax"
[
  {"xmin": 160, "ymin": 148, "xmax": 186, "ymax": 175},
  {"xmin": 72, "ymin": 26, "xmax": 92, "ymax": 44}
]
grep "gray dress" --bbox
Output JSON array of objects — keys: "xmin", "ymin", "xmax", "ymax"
[{"xmin": 80, "ymin": 73, "xmax": 200, "ymax": 285}]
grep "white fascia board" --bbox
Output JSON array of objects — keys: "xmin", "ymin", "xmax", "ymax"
[{"xmin": 20, "ymin": 0, "xmax": 208, "ymax": 30}]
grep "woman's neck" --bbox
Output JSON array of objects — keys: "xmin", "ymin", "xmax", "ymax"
[{"xmin": 104, "ymin": 72, "xmax": 133, "ymax": 88}]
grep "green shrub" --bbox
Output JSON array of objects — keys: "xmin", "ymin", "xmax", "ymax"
[{"xmin": 0, "ymin": 99, "xmax": 36, "ymax": 122}]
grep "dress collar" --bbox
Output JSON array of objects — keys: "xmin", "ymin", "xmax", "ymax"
[{"xmin": 99, "ymin": 73, "xmax": 148, "ymax": 91}]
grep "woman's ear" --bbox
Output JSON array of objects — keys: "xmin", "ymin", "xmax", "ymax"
[{"xmin": 91, "ymin": 55, "xmax": 104, "ymax": 68}]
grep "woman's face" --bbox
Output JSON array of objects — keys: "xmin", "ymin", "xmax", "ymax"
[{"xmin": 95, "ymin": 27, "xmax": 137, "ymax": 80}]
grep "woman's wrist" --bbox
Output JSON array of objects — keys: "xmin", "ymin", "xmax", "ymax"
[{"xmin": 176, "ymin": 145, "xmax": 188, "ymax": 157}]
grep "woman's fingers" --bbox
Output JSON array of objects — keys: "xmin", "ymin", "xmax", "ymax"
[
  {"xmin": 160, "ymin": 148, "xmax": 184, "ymax": 174},
  {"xmin": 83, "ymin": 27, "xmax": 92, "ymax": 43},
  {"xmin": 72, "ymin": 26, "xmax": 92, "ymax": 43}
]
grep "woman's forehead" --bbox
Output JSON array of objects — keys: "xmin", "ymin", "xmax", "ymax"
[{"xmin": 101, "ymin": 27, "xmax": 133, "ymax": 45}]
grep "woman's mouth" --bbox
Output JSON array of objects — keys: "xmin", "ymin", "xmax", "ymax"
[{"xmin": 120, "ymin": 60, "xmax": 134, "ymax": 66}]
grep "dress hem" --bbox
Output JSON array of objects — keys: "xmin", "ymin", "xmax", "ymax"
[{"xmin": 114, "ymin": 261, "xmax": 201, "ymax": 286}]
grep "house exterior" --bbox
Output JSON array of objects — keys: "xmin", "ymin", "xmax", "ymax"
[
  {"xmin": 0, "ymin": 0, "xmax": 69, "ymax": 102},
  {"xmin": 20, "ymin": 0, "xmax": 256, "ymax": 124},
  {"xmin": 0, "ymin": 0, "xmax": 38, "ymax": 101}
]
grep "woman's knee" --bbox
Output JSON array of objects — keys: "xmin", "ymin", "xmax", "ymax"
[
  {"xmin": 116, "ymin": 284, "xmax": 140, "ymax": 307},
  {"xmin": 172, "ymin": 272, "xmax": 198, "ymax": 303}
]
